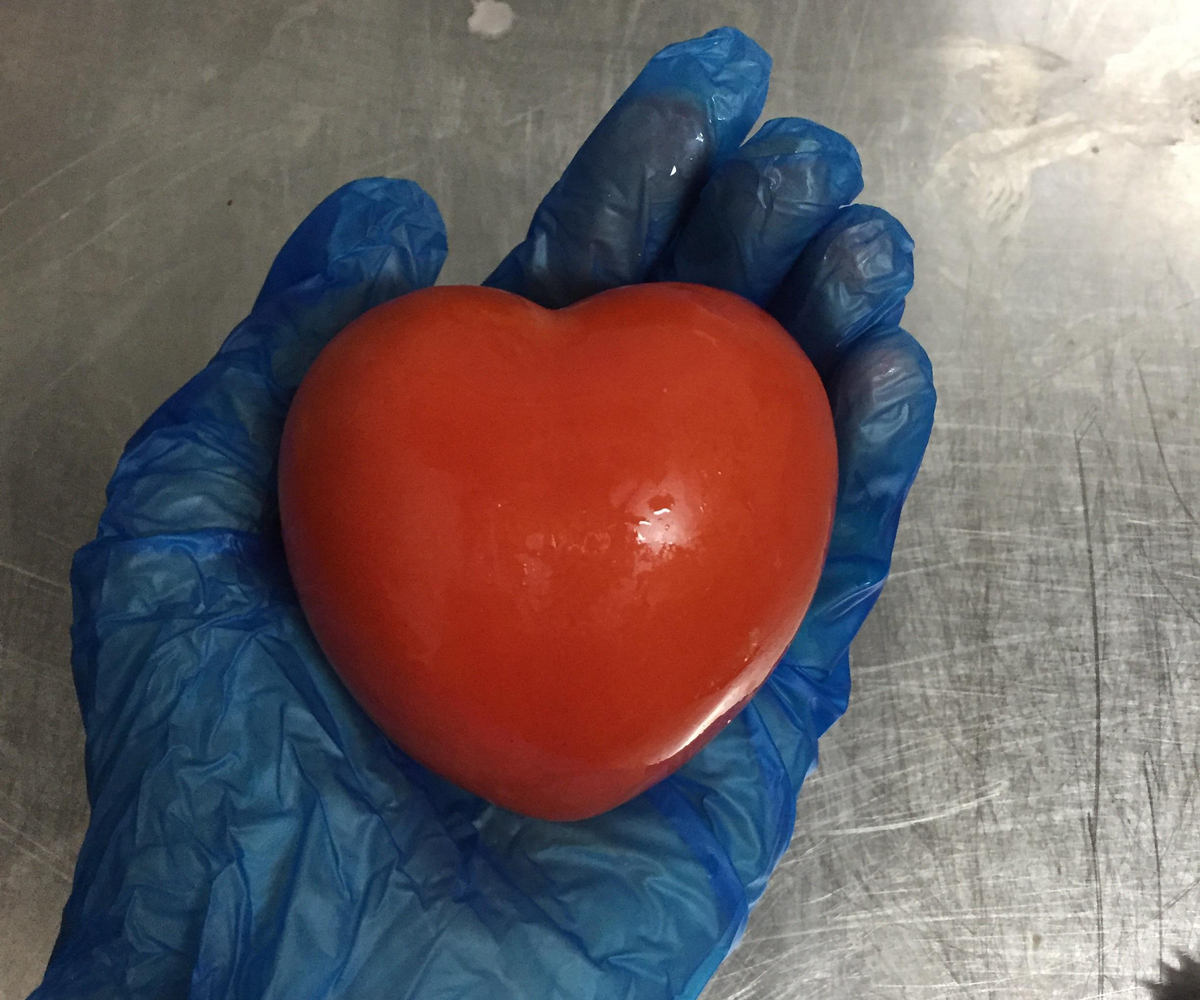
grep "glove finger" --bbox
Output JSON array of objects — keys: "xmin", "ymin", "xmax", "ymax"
[
  {"xmin": 655, "ymin": 118, "xmax": 863, "ymax": 305},
  {"xmin": 484, "ymin": 27, "xmax": 770, "ymax": 308},
  {"xmin": 769, "ymin": 203, "xmax": 914, "ymax": 381},
  {"xmin": 96, "ymin": 177, "xmax": 447, "ymax": 542},
  {"xmin": 252, "ymin": 177, "xmax": 443, "ymax": 308},
  {"xmin": 769, "ymin": 329, "xmax": 936, "ymax": 773}
]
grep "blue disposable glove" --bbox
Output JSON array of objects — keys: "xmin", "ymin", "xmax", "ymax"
[{"xmin": 34, "ymin": 28, "xmax": 935, "ymax": 1000}]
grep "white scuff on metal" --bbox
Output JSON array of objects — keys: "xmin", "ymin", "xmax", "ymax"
[
  {"xmin": 928, "ymin": 19, "xmax": 1200, "ymax": 234},
  {"xmin": 468, "ymin": 0, "xmax": 515, "ymax": 39}
]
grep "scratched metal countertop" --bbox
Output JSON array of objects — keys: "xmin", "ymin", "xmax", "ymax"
[{"xmin": 2, "ymin": 0, "xmax": 1198, "ymax": 997}]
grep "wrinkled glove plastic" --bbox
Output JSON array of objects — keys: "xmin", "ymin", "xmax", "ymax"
[{"xmin": 34, "ymin": 28, "xmax": 935, "ymax": 1000}]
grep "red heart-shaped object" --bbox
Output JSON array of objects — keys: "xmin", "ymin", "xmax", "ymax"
[{"xmin": 279, "ymin": 284, "xmax": 836, "ymax": 820}]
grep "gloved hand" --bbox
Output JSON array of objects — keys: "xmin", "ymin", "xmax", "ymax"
[{"xmin": 34, "ymin": 28, "xmax": 934, "ymax": 1000}]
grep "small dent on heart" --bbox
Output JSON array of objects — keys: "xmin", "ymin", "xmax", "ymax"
[
  {"xmin": 583, "ymin": 530, "xmax": 612, "ymax": 555},
  {"xmin": 630, "ymin": 482, "xmax": 695, "ymax": 562},
  {"xmin": 635, "ymin": 517, "xmax": 675, "ymax": 552},
  {"xmin": 525, "ymin": 530, "xmax": 611, "ymax": 558},
  {"xmin": 518, "ymin": 554, "xmax": 552, "ymax": 602}
]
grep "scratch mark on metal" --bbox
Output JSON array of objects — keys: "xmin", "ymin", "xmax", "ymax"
[
  {"xmin": 0, "ymin": 557, "xmax": 68, "ymax": 593},
  {"xmin": 1165, "ymin": 876, "xmax": 1200, "ymax": 911},
  {"xmin": 830, "ymin": 782, "xmax": 1010, "ymax": 835},
  {"xmin": 1075, "ymin": 432, "xmax": 1105, "ymax": 998},
  {"xmin": 0, "ymin": 127, "xmax": 136, "ymax": 219},
  {"xmin": 1144, "ymin": 562, "xmax": 1200, "ymax": 630},
  {"xmin": 1141, "ymin": 754, "xmax": 1164, "ymax": 968},
  {"xmin": 1136, "ymin": 359, "xmax": 1198, "ymax": 527},
  {"xmin": 831, "ymin": 0, "xmax": 870, "ymax": 125},
  {"xmin": 0, "ymin": 815, "xmax": 72, "ymax": 883},
  {"xmin": 621, "ymin": 0, "xmax": 647, "ymax": 45}
]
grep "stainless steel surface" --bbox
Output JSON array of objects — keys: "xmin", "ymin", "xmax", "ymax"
[{"xmin": 2, "ymin": 0, "xmax": 1197, "ymax": 997}]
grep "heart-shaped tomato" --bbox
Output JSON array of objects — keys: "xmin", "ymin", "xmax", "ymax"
[{"xmin": 279, "ymin": 284, "xmax": 836, "ymax": 820}]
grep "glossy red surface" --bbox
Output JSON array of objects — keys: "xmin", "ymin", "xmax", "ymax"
[{"xmin": 279, "ymin": 284, "xmax": 837, "ymax": 820}]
